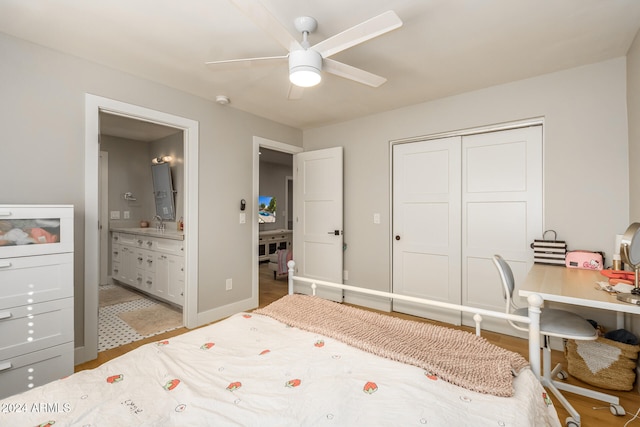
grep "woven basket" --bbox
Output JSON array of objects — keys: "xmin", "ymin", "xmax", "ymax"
[{"xmin": 565, "ymin": 337, "xmax": 640, "ymax": 391}]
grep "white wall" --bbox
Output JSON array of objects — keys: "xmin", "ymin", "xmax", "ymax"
[
  {"xmin": 0, "ymin": 33, "xmax": 302, "ymax": 348},
  {"xmin": 629, "ymin": 29, "xmax": 640, "ymax": 220},
  {"xmin": 304, "ymin": 58, "xmax": 630, "ymax": 331},
  {"xmin": 101, "ymin": 135, "xmax": 156, "ymax": 228}
]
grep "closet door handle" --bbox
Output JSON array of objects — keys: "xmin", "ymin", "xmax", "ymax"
[{"xmin": 395, "ymin": 235, "xmax": 401, "ymax": 241}]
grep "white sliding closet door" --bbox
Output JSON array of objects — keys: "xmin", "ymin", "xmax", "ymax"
[
  {"xmin": 392, "ymin": 136, "xmax": 462, "ymax": 324},
  {"xmin": 461, "ymin": 126, "xmax": 542, "ymax": 333},
  {"xmin": 392, "ymin": 125, "xmax": 542, "ymax": 332}
]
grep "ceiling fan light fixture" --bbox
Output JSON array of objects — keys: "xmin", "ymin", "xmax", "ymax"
[{"xmin": 289, "ymin": 49, "xmax": 322, "ymax": 87}]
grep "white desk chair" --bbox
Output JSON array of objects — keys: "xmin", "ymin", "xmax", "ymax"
[{"xmin": 492, "ymin": 255, "xmax": 623, "ymax": 427}]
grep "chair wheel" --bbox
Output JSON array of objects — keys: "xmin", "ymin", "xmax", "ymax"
[
  {"xmin": 556, "ymin": 370, "xmax": 568, "ymax": 380},
  {"xmin": 610, "ymin": 404, "xmax": 625, "ymax": 416},
  {"xmin": 565, "ymin": 416, "xmax": 579, "ymax": 427}
]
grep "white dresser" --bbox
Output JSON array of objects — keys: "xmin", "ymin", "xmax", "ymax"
[
  {"xmin": 0, "ymin": 205, "xmax": 74, "ymax": 399},
  {"xmin": 111, "ymin": 228, "xmax": 184, "ymax": 307}
]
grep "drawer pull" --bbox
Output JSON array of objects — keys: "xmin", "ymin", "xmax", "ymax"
[
  {"xmin": 0, "ymin": 262, "xmax": 12, "ymax": 269},
  {"xmin": 0, "ymin": 361, "xmax": 12, "ymax": 371},
  {"xmin": 0, "ymin": 211, "xmax": 12, "ymax": 217},
  {"xmin": 0, "ymin": 312, "xmax": 12, "ymax": 320}
]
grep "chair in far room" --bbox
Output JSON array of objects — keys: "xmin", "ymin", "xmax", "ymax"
[{"xmin": 268, "ymin": 248, "xmax": 292, "ymax": 280}]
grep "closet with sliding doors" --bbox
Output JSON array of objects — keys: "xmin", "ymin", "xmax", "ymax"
[{"xmin": 391, "ymin": 125, "xmax": 542, "ymax": 336}]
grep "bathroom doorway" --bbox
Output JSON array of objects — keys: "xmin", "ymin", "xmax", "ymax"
[
  {"xmin": 82, "ymin": 94, "xmax": 199, "ymax": 364},
  {"xmin": 98, "ymin": 113, "xmax": 185, "ymax": 351}
]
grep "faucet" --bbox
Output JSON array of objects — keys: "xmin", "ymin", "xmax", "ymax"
[{"xmin": 153, "ymin": 215, "xmax": 165, "ymax": 231}]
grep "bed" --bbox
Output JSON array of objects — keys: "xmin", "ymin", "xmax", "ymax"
[{"xmin": 0, "ymin": 263, "xmax": 560, "ymax": 426}]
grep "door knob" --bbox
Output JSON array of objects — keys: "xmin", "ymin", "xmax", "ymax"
[
  {"xmin": 328, "ymin": 230, "xmax": 341, "ymax": 235},
  {"xmin": 395, "ymin": 235, "xmax": 401, "ymax": 241}
]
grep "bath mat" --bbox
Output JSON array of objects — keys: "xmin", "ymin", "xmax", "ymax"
[
  {"xmin": 117, "ymin": 304, "xmax": 183, "ymax": 337},
  {"xmin": 99, "ymin": 285, "xmax": 144, "ymax": 307}
]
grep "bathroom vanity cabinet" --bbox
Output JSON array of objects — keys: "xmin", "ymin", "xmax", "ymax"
[
  {"xmin": 0, "ymin": 204, "xmax": 74, "ymax": 399},
  {"xmin": 111, "ymin": 229, "xmax": 184, "ymax": 307}
]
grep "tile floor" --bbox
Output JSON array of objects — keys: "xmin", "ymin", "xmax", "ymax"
[{"xmin": 98, "ymin": 284, "xmax": 182, "ymax": 352}]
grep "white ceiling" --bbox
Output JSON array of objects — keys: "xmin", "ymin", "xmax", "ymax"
[
  {"xmin": 2, "ymin": 0, "xmax": 640, "ymax": 130},
  {"xmin": 99, "ymin": 112, "xmax": 183, "ymax": 141}
]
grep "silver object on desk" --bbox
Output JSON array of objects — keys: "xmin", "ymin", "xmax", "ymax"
[{"xmin": 616, "ymin": 222, "xmax": 640, "ymax": 304}]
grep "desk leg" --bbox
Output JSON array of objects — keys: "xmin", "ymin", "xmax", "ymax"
[{"xmin": 616, "ymin": 311, "xmax": 625, "ymax": 330}]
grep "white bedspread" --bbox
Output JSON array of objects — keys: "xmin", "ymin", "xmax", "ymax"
[{"xmin": 0, "ymin": 311, "xmax": 561, "ymax": 426}]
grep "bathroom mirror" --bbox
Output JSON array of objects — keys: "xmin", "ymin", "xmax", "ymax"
[{"xmin": 151, "ymin": 163, "xmax": 176, "ymax": 221}]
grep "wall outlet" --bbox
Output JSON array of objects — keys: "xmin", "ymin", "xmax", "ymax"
[
  {"xmin": 123, "ymin": 210, "xmax": 130, "ymax": 219},
  {"xmin": 225, "ymin": 278, "xmax": 232, "ymax": 291},
  {"xmin": 373, "ymin": 213, "xmax": 381, "ymax": 224},
  {"xmin": 110, "ymin": 210, "xmax": 120, "ymax": 220},
  {"xmin": 239, "ymin": 212, "xmax": 246, "ymax": 224}
]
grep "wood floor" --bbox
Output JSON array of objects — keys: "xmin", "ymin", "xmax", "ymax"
[{"xmin": 76, "ymin": 264, "xmax": 640, "ymax": 426}]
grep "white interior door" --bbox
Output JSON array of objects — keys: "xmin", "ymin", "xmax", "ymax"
[
  {"xmin": 461, "ymin": 126, "xmax": 542, "ymax": 333},
  {"xmin": 293, "ymin": 147, "xmax": 343, "ymax": 301},
  {"xmin": 392, "ymin": 137, "xmax": 462, "ymax": 324}
]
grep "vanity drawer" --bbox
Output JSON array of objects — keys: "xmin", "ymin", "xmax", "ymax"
[
  {"xmin": 112, "ymin": 232, "xmax": 136, "ymax": 246},
  {"xmin": 0, "ymin": 342, "xmax": 74, "ymax": 399},
  {"xmin": 133, "ymin": 248, "xmax": 155, "ymax": 271},
  {"xmin": 0, "ymin": 253, "xmax": 73, "ymax": 310},
  {"xmin": 0, "ymin": 298, "xmax": 73, "ymax": 360},
  {"xmin": 154, "ymin": 238, "xmax": 184, "ymax": 256}
]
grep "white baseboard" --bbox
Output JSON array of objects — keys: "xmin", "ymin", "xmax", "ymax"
[{"xmin": 196, "ymin": 296, "xmax": 258, "ymax": 327}]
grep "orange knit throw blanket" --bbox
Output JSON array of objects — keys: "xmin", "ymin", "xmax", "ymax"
[{"xmin": 255, "ymin": 294, "xmax": 529, "ymax": 397}]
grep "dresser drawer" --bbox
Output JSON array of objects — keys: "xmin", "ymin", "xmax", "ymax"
[
  {"xmin": 0, "ymin": 342, "xmax": 74, "ymax": 399},
  {"xmin": 0, "ymin": 205, "xmax": 73, "ymax": 258},
  {"xmin": 0, "ymin": 298, "xmax": 73, "ymax": 360},
  {"xmin": 0, "ymin": 253, "xmax": 73, "ymax": 310}
]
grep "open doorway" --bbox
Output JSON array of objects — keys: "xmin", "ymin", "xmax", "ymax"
[
  {"xmin": 252, "ymin": 137, "xmax": 302, "ymax": 307},
  {"xmin": 81, "ymin": 94, "xmax": 199, "ymax": 365},
  {"xmin": 98, "ymin": 113, "xmax": 185, "ymax": 352}
]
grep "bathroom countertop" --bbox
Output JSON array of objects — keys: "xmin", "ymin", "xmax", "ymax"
[{"xmin": 110, "ymin": 227, "xmax": 184, "ymax": 241}]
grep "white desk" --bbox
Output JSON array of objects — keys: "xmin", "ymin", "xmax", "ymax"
[{"xmin": 519, "ymin": 263, "xmax": 640, "ymax": 329}]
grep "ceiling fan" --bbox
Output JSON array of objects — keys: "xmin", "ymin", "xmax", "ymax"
[{"xmin": 206, "ymin": 0, "xmax": 403, "ymax": 99}]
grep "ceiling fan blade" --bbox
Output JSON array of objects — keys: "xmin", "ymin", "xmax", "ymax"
[
  {"xmin": 323, "ymin": 58, "xmax": 387, "ymax": 87},
  {"xmin": 206, "ymin": 55, "xmax": 287, "ymax": 68},
  {"xmin": 313, "ymin": 10, "xmax": 402, "ymax": 59},
  {"xmin": 229, "ymin": 0, "xmax": 302, "ymax": 52},
  {"xmin": 287, "ymin": 84, "xmax": 304, "ymax": 100}
]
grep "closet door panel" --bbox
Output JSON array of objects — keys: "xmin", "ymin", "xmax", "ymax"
[
  {"xmin": 461, "ymin": 126, "xmax": 542, "ymax": 334},
  {"xmin": 466, "ymin": 202, "xmax": 528, "ymax": 251},
  {"xmin": 392, "ymin": 136, "xmax": 462, "ymax": 325},
  {"xmin": 465, "ymin": 140, "xmax": 527, "ymax": 193}
]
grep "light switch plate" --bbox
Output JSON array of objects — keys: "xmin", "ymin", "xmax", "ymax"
[{"xmin": 110, "ymin": 210, "xmax": 120, "ymax": 220}]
